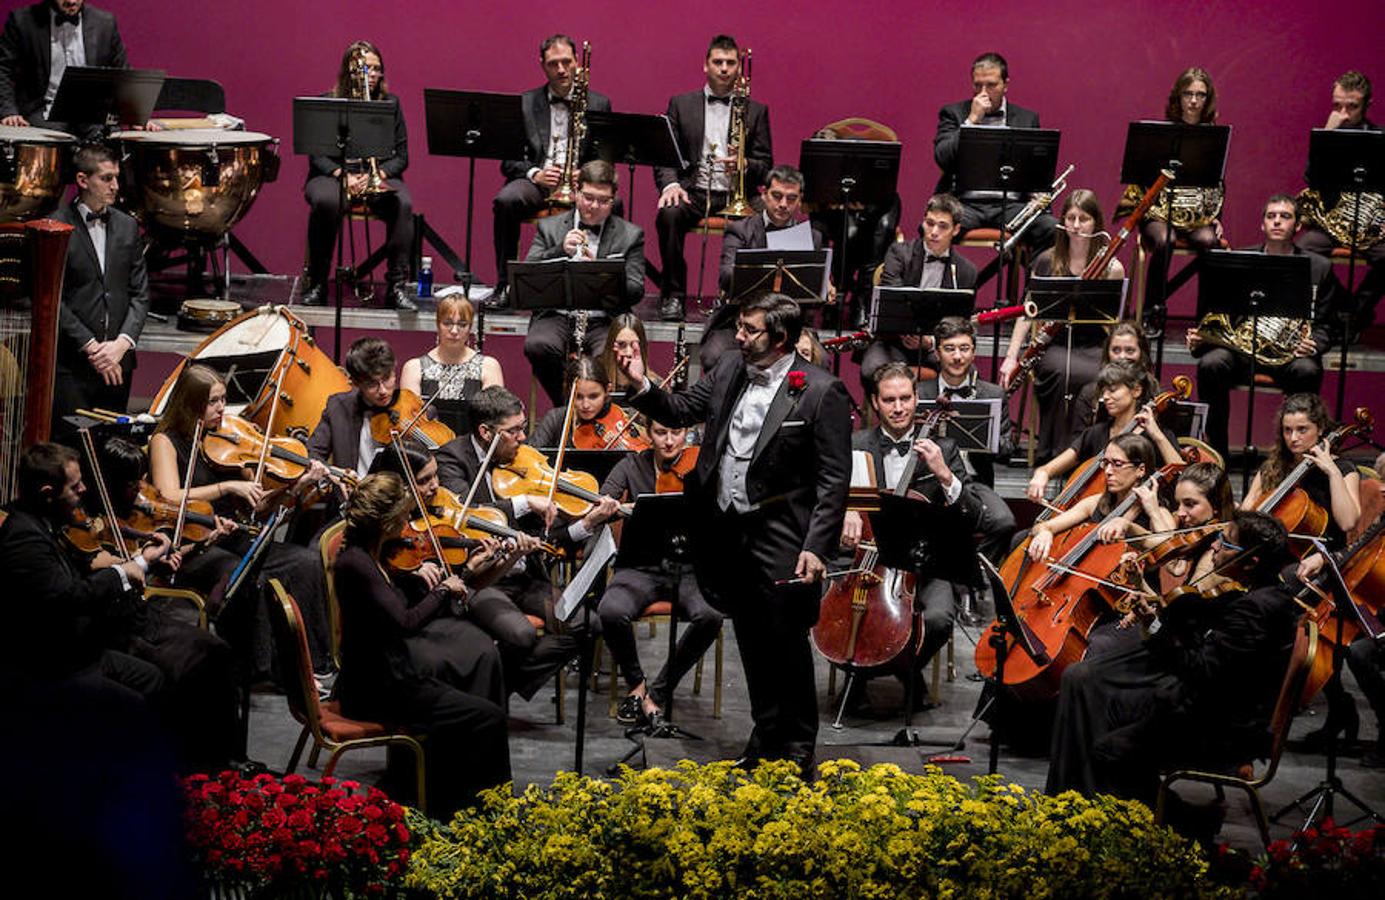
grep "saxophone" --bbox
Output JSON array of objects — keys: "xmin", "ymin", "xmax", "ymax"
[
  {"xmin": 1197, "ymin": 285, "xmax": 1316, "ymax": 368},
  {"xmin": 348, "ymin": 48, "xmax": 391, "ymax": 199},
  {"xmin": 717, "ymin": 48, "xmax": 753, "ymax": 219},
  {"xmin": 548, "ymin": 41, "xmax": 590, "ymax": 208},
  {"xmin": 1118, "ymin": 181, "xmax": 1222, "ymax": 229},
  {"xmin": 1297, "ymin": 188, "xmax": 1385, "ymax": 249}
]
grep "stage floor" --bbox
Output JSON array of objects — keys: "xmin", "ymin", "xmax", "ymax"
[{"xmin": 245, "ymin": 605, "xmax": 1385, "ymax": 850}]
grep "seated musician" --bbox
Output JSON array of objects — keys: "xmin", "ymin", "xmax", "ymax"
[
  {"xmin": 51, "ymin": 143, "xmax": 149, "ymax": 441},
  {"xmin": 522, "ymin": 159, "xmax": 646, "ymax": 405},
  {"xmin": 1244, "ymin": 393, "xmax": 1360, "ymax": 544},
  {"xmin": 307, "ymin": 336, "xmax": 402, "ymax": 480},
  {"xmin": 918, "ymin": 316, "xmax": 1016, "ymax": 563},
  {"xmin": 1001, "ymin": 189, "xmax": 1125, "ymax": 461},
  {"xmin": 598, "ymin": 313, "xmax": 661, "ymax": 404},
  {"xmin": 1144, "ymin": 462, "xmax": 1236, "ymax": 589},
  {"xmin": 0, "ymin": 1, "xmax": 128, "ymax": 131},
  {"xmin": 1047, "ymin": 511, "xmax": 1297, "ymax": 842},
  {"xmin": 490, "ymin": 33, "xmax": 612, "ymax": 309},
  {"xmin": 399, "ymin": 296, "xmax": 504, "ymax": 437},
  {"xmin": 1120, "ymin": 67, "xmax": 1225, "ymax": 331},
  {"xmin": 1295, "ymin": 70, "xmax": 1382, "ymax": 341},
  {"xmin": 435, "ymin": 386, "xmax": 621, "ymax": 699},
  {"xmin": 654, "ymin": 33, "xmax": 772, "ymax": 323},
  {"xmin": 532, "ymin": 356, "xmax": 647, "ymax": 450},
  {"xmin": 149, "ymin": 364, "xmax": 335, "ymax": 681},
  {"xmin": 300, "ymin": 40, "xmax": 415, "ymax": 311},
  {"xmin": 1072, "ymin": 322, "xmax": 1159, "ymax": 433},
  {"xmin": 595, "ymin": 419, "xmax": 724, "ymax": 726},
  {"xmin": 2, "ymin": 440, "xmax": 240, "ymax": 771},
  {"xmin": 839, "ymin": 362, "xmax": 969, "ymax": 711},
  {"xmin": 1187, "ymin": 194, "xmax": 1343, "ymax": 460},
  {"xmin": 933, "ymin": 52, "xmax": 1055, "ymax": 252},
  {"xmin": 1027, "ymin": 360, "xmax": 1182, "ymax": 503},
  {"xmin": 333, "ymin": 472, "xmax": 511, "ymax": 818},
  {"xmin": 707, "ymin": 165, "xmax": 829, "ymax": 370},
  {"xmin": 860, "ymin": 193, "xmax": 978, "ymax": 395},
  {"xmin": 797, "ymin": 328, "xmax": 827, "ymax": 369}
]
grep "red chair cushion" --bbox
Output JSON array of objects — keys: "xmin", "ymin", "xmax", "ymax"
[
  {"xmin": 640, "ymin": 601, "xmax": 674, "ymax": 619},
  {"xmin": 959, "ymin": 228, "xmax": 1001, "ymax": 244},
  {"xmin": 318, "ymin": 700, "xmax": 389, "ymax": 742}
]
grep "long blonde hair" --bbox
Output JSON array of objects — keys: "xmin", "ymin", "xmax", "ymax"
[{"xmin": 156, "ymin": 364, "xmax": 222, "ymax": 441}]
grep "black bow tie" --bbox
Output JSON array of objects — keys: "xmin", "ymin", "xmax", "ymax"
[
  {"xmin": 54, "ymin": 11, "xmax": 81, "ymax": 27},
  {"xmin": 942, "ymin": 386, "xmax": 969, "ymax": 399},
  {"xmin": 578, "ymin": 222, "xmax": 601, "ymax": 235},
  {"xmin": 887, "ymin": 438, "xmax": 913, "ymax": 457},
  {"xmin": 925, "ymin": 254, "xmax": 948, "ymax": 265},
  {"xmin": 549, "ymin": 95, "xmax": 568, "ymax": 106},
  {"xmin": 707, "ymin": 94, "xmax": 732, "ymax": 106},
  {"xmin": 85, "ymin": 208, "xmax": 110, "ymax": 225}
]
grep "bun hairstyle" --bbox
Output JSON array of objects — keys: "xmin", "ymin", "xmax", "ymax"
[{"xmin": 344, "ymin": 472, "xmax": 412, "ymax": 549}]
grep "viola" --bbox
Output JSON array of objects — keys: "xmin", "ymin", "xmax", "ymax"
[
  {"xmin": 203, "ymin": 414, "xmax": 357, "ymax": 488},
  {"xmin": 492, "ymin": 444, "xmax": 629, "ymax": 519},
  {"xmin": 128, "ymin": 483, "xmax": 220, "ymax": 543},
  {"xmin": 430, "ymin": 486, "xmax": 563, "ymax": 557},
  {"xmin": 369, "ymin": 388, "xmax": 456, "ymax": 451},
  {"xmin": 573, "ymin": 404, "xmax": 650, "ymax": 452},
  {"xmin": 655, "ymin": 446, "xmax": 699, "ymax": 494},
  {"xmin": 1256, "ymin": 407, "xmax": 1373, "ymax": 556},
  {"xmin": 64, "ymin": 508, "xmax": 170, "ymax": 560},
  {"xmin": 384, "ymin": 521, "xmax": 477, "ymax": 572},
  {"xmin": 1113, "ymin": 521, "xmax": 1224, "ymax": 597}
]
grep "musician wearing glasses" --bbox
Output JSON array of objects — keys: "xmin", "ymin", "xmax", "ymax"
[
  {"xmin": 300, "ymin": 40, "xmax": 415, "ymax": 311},
  {"xmin": 399, "ymin": 296, "xmax": 504, "ymax": 437},
  {"xmin": 654, "ymin": 33, "xmax": 773, "ymax": 322},
  {"xmin": 1186, "ymin": 195, "xmax": 1340, "ymax": 460},
  {"xmin": 490, "ymin": 33, "xmax": 612, "ymax": 310},
  {"xmin": 50, "ymin": 143, "xmax": 148, "ymax": 441},
  {"xmin": 860, "ymin": 193, "xmax": 978, "ymax": 395},
  {"xmin": 522, "ymin": 159, "xmax": 645, "ymax": 405},
  {"xmin": 933, "ymin": 52, "xmax": 1054, "ymax": 252},
  {"xmin": 0, "ymin": 1, "xmax": 127, "ymax": 130},
  {"xmin": 1295, "ymin": 70, "xmax": 1383, "ymax": 342}
]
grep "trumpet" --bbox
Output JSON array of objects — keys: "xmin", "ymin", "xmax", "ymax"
[
  {"xmin": 348, "ymin": 48, "xmax": 392, "ymax": 199},
  {"xmin": 717, "ymin": 48, "xmax": 753, "ymax": 219},
  {"xmin": 998, "ymin": 163, "xmax": 1072, "ymax": 255},
  {"xmin": 549, "ymin": 41, "xmax": 591, "ymax": 207}
]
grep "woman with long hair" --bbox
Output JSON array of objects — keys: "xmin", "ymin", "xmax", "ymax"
[{"xmin": 1073, "ymin": 322, "xmax": 1160, "ymax": 430}]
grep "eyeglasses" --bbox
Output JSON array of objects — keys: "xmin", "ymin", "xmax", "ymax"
[
  {"xmin": 735, "ymin": 321, "xmax": 767, "ymax": 338},
  {"xmin": 1214, "ymin": 533, "xmax": 1245, "ymax": 553},
  {"xmin": 578, "ymin": 191, "xmax": 614, "ymax": 206},
  {"xmin": 1181, "ymin": 90, "xmax": 1209, "ymax": 100},
  {"xmin": 355, "ymin": 377, "xmax": 393, "ymax": 391},
  {"xmin": 495, "ymin": 424, "xmax": 527, "ymax": 438},
  {"xmin": 1099, "ymin": 457, "xmax": 1137, "ymax": 470},
  {"xmin": 440, "ymin": 320, "xmax": 469, "ymax": 331}
]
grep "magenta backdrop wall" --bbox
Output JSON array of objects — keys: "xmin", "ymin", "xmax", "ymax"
[{"xmin": 94, "ymin": 0, "xmax": 1380, "ymax": 283}]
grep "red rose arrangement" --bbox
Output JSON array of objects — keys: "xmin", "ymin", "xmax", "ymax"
[
  {"xmin": 786, "ymin": 370, "xmax": 807, "ymax": 394},
  {"xmin": 184, "ymin": 770, "xmax": 419, "ymax": 896},
  {"xmin": 1208, "ymin": 817, "xmax": 1385, "ymax": 896}
]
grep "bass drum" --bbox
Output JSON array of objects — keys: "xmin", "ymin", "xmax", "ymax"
[
  {"xmin": 152, "ymin": 306, "xmax": 349, "ymax": 439},
  {"xmin": 111, "ymin": 129, "xmax": 278, "ymax": 239},
  {"xmin": 0, "ymin": 125, "xmax": 76, "ymax": 223}
]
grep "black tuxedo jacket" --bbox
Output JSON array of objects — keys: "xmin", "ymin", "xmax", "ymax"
[
  {"xmin": 307, "ymin": 93, "xmax": 408, "ymax": 181},
  {"xmin": 524, "ymin": 209, "xmax": 646, "ymax": 309},
  {"xmin": 0, "ymin": 2, "xmax": 126, "ymax": 120},
  {"xmin": 630, "ymin": 351, "xmax": 851, "ymax": 609},
  {"xmin": 653, "ymin": 90, "xmax": 772, "ymax": 195},
  {"xmin": 879, "ymin": 240, "xmax": 979, "ymax": 290},
  {"xmin": 916, "ymin": 375, "xmax": 1014, "ymax": 486},
  {"xmin": 52, "ymin": 201, "xmax": 148, "ymax": 375},
  {"xmin": 717, "ymin": 214, "xmax": 826, "ymax": 293},
  {"xmin": 434, "ymin": 433, "xmax": 517, "ymax": 522},
  {"xmin": 851, "ymin": 426, "xmax": 968, "ymax": 502},
  {"xmin": 306, "ymin": 389, "xmax": 368, "ymax": 472},
  {"xmin": 500, "ymin": 85, "xmax": 613, "ymax": 183},
  {"xmin": 932, "ymin": 100, "xmax": 1042, "ymax": 194}
]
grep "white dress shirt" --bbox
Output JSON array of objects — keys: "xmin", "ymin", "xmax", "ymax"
[
  {"xmin": 529, "ymin": 92, "xmax": 572, "ymax": 179},
  {"xmin": 879, "ymin": 426, "xmax": 963, "ymax": 505},
  {"xmin": 718, "ymin": 352, "xmax": 794, "ymax": 512},
  {"xmin": 75, "ymin": 201, "xmax": 137, "ymax": 353},
  {"xmin": 44, "ymin": 10, "xmax": 86, "ymax": 117},
  {"xmin": 697, "ymin": 86, "xmax": 733, "ymax": 193}
]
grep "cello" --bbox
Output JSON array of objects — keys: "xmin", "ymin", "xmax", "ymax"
[
  {"xmin": 1294, "ymin": 513, "xmax": 1385, "ymax": 700},
  {"xmin": 1255, "ymin": 407, "xmax": 1373, "ymax": 554}
]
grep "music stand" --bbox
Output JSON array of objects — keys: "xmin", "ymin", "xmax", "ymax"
[
  {"xmin": 509, "ymin": 258, "xmax": 628, "ymax": 316},
  {"xmin": 799, "ymin": 138, "xmax": 902, "ymax": 367},
  {"xmin": 1120, "ymin": 121, "xmax": 1231, "ymax": 362},
  {"xmin": 868, "ymin": 286, "xmax": 975, "ymax": 376},
  {"xmin": 293, "ymin": 96, "xmax": 397, "ymax": 360},
  {"xmin": 955, "ymin": 127, "xmax": 1061, "ymax": 380},
  {"xmin": 729, "ymin": 248, "xmax": 832, "ymax": 305},
  {"xmin": 1306, "ymin": 127, "xmax": 1384, "ymax": 417},
  {"xmin": 1026, "ymin": 276, "xmax": 1125, "ymax": 408},
  {"xmin": 1197, "ymin": 250, "xmax": 1312, "ymax": 488},
  {"xmin": 606, "ymin": 493, "xmax": 702, "ymax": 774},
  {"xmin": 586, "ymin": 110, "xmax": 686, "ymax": 229},
  {"xmin": 919, "ymin": 398, "xmax": 1004, "ymax": 455},
  {"xmin": 422, "ymin": 89, "xmax": 528, "ymax": 291},
  {"xmin": 49, "ymin": 66, "xmax": 165, "ymax": 131}
]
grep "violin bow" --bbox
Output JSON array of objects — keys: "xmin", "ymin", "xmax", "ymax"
[
  {"xmin": 452, "ymin": 432, "xmax": 503, "ymax": 543},
  {"xmin": 77, "ymin": 426, "xmax": 132, "ymax": 562},
  {"xmin": 544, "ymin": 380, "xmax": 582, "ymax": 535},
  {"xmin": 600, "ymin": 356, "xmax": 690, "ymax": 450},
  {"xmin": 251, "ymin": 350, "xmax": 294, "ymax": 486},
  {"xmin": 398, "ymin": 387, "xmax": 445, "ymax": 443},
  {"xmin": 390, "ymin": 432, "xmax": 453, "ymax": 578},
  {"xmin": 171, "ymin": 418, "xmax": 203, "ymax": 552}
]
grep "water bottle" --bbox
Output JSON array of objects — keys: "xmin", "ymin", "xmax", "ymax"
[{"xmin": 417, "ymin": 256, "xmax": 434, "ymax": 298}]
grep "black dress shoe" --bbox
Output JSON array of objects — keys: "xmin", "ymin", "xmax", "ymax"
[
  {"xmin": 616, "ymin": 693, "xmax": 643, "ymax": 725},
  {"xmin": 299, "ymin": 284, "xmax": 326, "ymax": 307},
  {"xmin": 729, "ymin": 754, "xmax": 761, "ymax": 770},
  {"xmin": 659, "ymin": 295, "xmax": 684, "ymax": 322},
  {"xmin": 386, "ymin": 282, "xmax": 418, "ymax": 311},
  {"xmin": 484, "ymin": 284, "xmax": 508, "ymax": 310}
]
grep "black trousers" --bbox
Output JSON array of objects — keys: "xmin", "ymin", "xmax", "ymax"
[
  {"xmin": 597, "ymin": 566, "xmax": 722, "ymax": 702},
  {"xmin": 698, "ymin": 304, "xmax": 739, "ymax": 373},
  {"xmin": 493, "ymin": 178, "xmax": 546, "ymax": 286},
  {"xmin": 304, "ymin": 175, "xmax": 414, "ymax": 287},
  {"xmin": 405, "ymin": 618, "xmax": 506, "ymax": 707},
  {"xmin": 655, "ymin": 188, "xmax": 728, "ymax": 299},
  {"xmin": 1195, "ymin": 347, "xmax": 1323, "ymax": 459},
  {"xmin": 1297, "ymin": 226, "xmax": 1385, "ymax": 323},
  {"xmin": 466, "ymin": 572, "xmax": 582, "ymax": 701},
  {"xmin": 965, "ymin": 482, "xmax": 1017, "ymax": 566},
  {"xmin": 1033, "ymin": 342, "xmax": 1104, "ymax": 462},
  {"xmin": 1140, "ymin": 220, "xmax": 1219, "ymax": 316},
  {"xmin": 51, "ymin": 360, "xmax": 133, "ymax": 442},
  {"xmin": 522, "ymin": 311, "xmax": 609, "ymax": 405}
]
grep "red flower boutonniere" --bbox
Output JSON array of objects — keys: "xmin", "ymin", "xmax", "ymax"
[{"xmin": 786, "ymin": 370, "xmax": 807, "ymax": 394}]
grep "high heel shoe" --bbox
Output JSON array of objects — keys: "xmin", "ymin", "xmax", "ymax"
[{"xmin": 1299, "ymin": 701, "xmax": 1360, "ymax": 752}]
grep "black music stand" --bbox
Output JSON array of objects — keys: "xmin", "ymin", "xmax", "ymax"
[
  {"xmin": 1026, "ymin": 276, "xmax": 1125, "ymax": 407},
  {"xmin": 49, "ymin": 65, "xmax": 165, "ymax": 133},
  {"xmin": 586, "ymin": 110, "xmax": 686, "ymax": 236},
  {"xmin": 870, "ymin": 286, "xmax": 975, "ymax": 375},
  {"xmin": 293, "ymin": 96, "xmax": 397, "ymax": 361},
  {"xmin": 606, "ymin": 493, "xmax": 703, "ymax": 774},
  {"xmin": 1306, "ymin": 127, "xmax": 1384, "ymax": 417},
  {"xmin": 955, "ymin": 127, "xmax": 1061, "ymax": 380},
  {"xmin": 729, "ymin": 248, "xmax": 832, "ymax": 305},
  {"xmin": 1197, "ymin": 250, "xmax": 1312, "ymax": 488},
  {"xmin": 423, "ymin": 89, "xmax": 527, "ymax": 294},
  {"xmin": 1120, "ymin": 121, "xmax": 1231, "ymax": 364},
  {"xmin": 919, "ymin": 398, "xmax": 1005, "ymax": 455},
  {"xmin": 800, "ymin": 138, "xmax": 902, "ymax": 368},
  {"xmin": 509, "ymin": 258, "xmax": 628, "ymax": 317}
]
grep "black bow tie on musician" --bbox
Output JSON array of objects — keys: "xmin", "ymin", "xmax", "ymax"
[{"xmin": 85, "ymin": 208, "xmax": 110, "ymax": 225}]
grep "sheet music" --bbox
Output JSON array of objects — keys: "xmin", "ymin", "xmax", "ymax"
[
  {"xmin": 850, "ymin": 450, "xmax": 877, "ymax": 489},
  {"xmin": 556, "ymin": 524, "xmax": 617, "ymax": 622},
  {"xmin": 766, "ymin": 220, "xmax": 814, "ymax": 251}
]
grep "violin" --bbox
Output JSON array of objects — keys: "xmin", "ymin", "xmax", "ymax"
[
  {"xmin": 573, "ymin": 403, "xmax": 650, "ymax": 452},
  {"xmin": 1256, "ymin": 407, "xmax": 1373, "ymax": 555},
  {"xmin": 430, "ymin": 486, "xmax": 562, "ymax": 557},
  {"xmin": 1112, "ymin": 521, "xmax": 1224, "ymax": 597},
  {"xmin": 369, "ymin": 388, "xmax": 456, "ymax": 451},
  {"xmin": 203, "ymin": 414, "xmax": 357, "ymax": 488},
  {"xmin": 655, "ymin": 446, "xmax": 699, "ymax": 494},
  {"xmin": 128, "ymin": 483, "xmax": 220, "ymax": 544},
  {"xmin": 64, "ymin": 507, "xmax": 168, "ymax": 558},
  {"xmin": 384, "ymin": 522, "xmax": 477, "ymax": 572},
  {"xmin": 491, "ymin": 444, "xmax": 628, "ymax": 519}
]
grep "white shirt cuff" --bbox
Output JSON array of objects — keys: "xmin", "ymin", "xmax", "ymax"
[
  {"xmin": 119, "ymin": 333, "xmax": 136, "ymax": 351},
  {"xmin": 511, "ymin": 494, "xmax": 532, "ymax": 519},
  {"xmin": 527, "ymin": 167, "xmax": 541, "ymax": 181},
  {"xmin": 942, "ymin": 475, "xmax": 963, "ymax": 506},
  {"xmin": 568, "ymin": 520, "xmax": 593, "ymax": 543}
]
